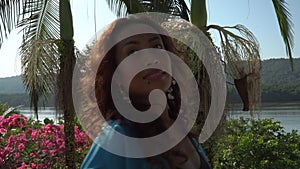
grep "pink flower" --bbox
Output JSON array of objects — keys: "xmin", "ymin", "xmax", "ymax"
[
  {"xmin": 0, "ymin": 150, "xmax": 4, "ymax": 158},
  {"xmin": 30, "ymin": 152, "xmax": 39, "ymax": 158},
  {"xmin": 27, "ymin": 128, "xmax": 33, "ymax": 135},
  {"xmin": 14, "ymin": 152, "xmax": 20, "ymax": 158},
  {"xmin": 31, "ymin": 130, "xmax": 41, "ymax": 140},
  {"xmin": 5, "ymin": 114, "xmax": 28, "ymax": 128},
  {"xmin": 17, "ymin": 133, "xmax": 27, "ymax": 143},
  {"xmin": 42, "ymin": 150, "xmax": 47, "ymax": 154},
  {"xmin": 58, "ymin": 144, "xmax": 66, "ymax": 152},
  {"xmin": 31, "ymin": 162, "xmax": 37, "ymax": 168},
  {"xmin": 4, "ymin": 145, "xmax": 13, "ymax": 153},
  {"xmin": 49, "ymin": 150, "xmax": 56, "ymax": 156},
  {"xmin": 18, "ymin": 143, "xmax": 25, "ymax": 151},
  {"xmin": 58, "ymin": 124, "xmax": 64, "ymax": 130},
  {"xmin": 56, "ymin": 138, "xmax": 64, "ymax": 145},
  {"xmin": 35, "ymin": 163, "xmax": 46, "ymax": 169},
  {"xmin": 46, "ymin": 141, "xmax": 54, "ymax": 149},
  {"xmin": 7, "ymin": 135, "xmax": 16, "ymax": 147},
  {"xmin": 0, "ymin": 114, "xmax": 92, "ymax": 167},
  {"xmin": 17, "ymin": 162, "xmax": 28, "ymax": 169},
  {"xmin": 0, "ymin": 128, "xmax": 7, "ymax": 134}
]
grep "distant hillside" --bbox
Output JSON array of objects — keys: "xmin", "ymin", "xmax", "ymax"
[
  {"xmin": 0, "ymin": 76, "xmax": 54, "ymax": 106},
  {"xmin": 0, "ymin": 58, "xmax": 299, "ymax": 106},
  {"xmin": 262, "ymin": 58, "xmax": 300, "ymax": 86},
  {"xmin": 0, "ymin": 76, "xmax": 26, "ymax": 94},
  {"xmin": 229, "ymin": 58, "xmax": 300, "ymax": 103}
]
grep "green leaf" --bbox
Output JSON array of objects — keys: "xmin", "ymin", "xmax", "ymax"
[
  {"xmin": 191, "ymin": 0, "xmax": 207, "ymax": 28},
  {"xmin": 17, "ymin": 0, "xmax": 60, "ymax": 118},
  {"xmin": 105, "ymin": 0, "xmax": 145, "ymax": 17},
  {"xmin": 272, "ymin": 0, "xmax": 294, "ymax": 71},
  {"xmin": 0, "ymin": 0, "xmax": 22, "ymax": 48},
  {"xmin": 59, "ymin": 0, "xmax": 73, "ymax": 40},
  {"xmin": 105, "ymin": 0, "xmax": 190, "ymax": 20}
]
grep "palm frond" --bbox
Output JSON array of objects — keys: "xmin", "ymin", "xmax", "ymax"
[
  {"xmin": 105, "ymin": 0, "xmax": 189, "ymax": 20},
  {"xmin": 207, "ymin": 24, "xmax": 260, "ymax": 71},
  {"xmin": 272, "ymin": 0, "xmax": 294, "ymax": 70},
  {"xmin": 59, "ymin": 0, "xmax": 73, "ymax": 40},
  {"xmin": 142, "ymin": 0, "xmax": 190, "ymax": 20},
  {"xmin": 0, "ymin": 0, "xmax": 22, "ymax": 48},
  {"xmin": 191, "ymin": 0, "xmax": 207, "ymax": 28},
  {"xmin": 207, "ymin": 24, "xmax": 261, "ymax": 116},
  {"xmin": 176, "ymin": 0, "xmax": 190, "ymax": 21},
  {"xmin": 106, "ymin": 0, "xmax": 145, "ymax": 17},
  {"xmin": 18, "ymin": 0, "xmax": 60, "ymax": 118}
]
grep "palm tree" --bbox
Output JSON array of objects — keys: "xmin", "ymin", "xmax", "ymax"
[
  {"xmin": 104, "ymin": 0, "xmax": 294, "ymax": 138},
  {"xmin": 0, "ymin": 0, "xmax": 76, "ymax": 167},
  {"xmin": 106, "ymin": 0, "xmax": 293, "ymax": 104},
  {"xmin": 191, "ymin": 0, "xmax": 294, "ymax": 114},
  {"xmin": 0, "ymin": 0, "xmax": 294, "ymax": 167},
  {"xmin": 105, "ymin": 0, "xmax": 294, "ymax": 68}
]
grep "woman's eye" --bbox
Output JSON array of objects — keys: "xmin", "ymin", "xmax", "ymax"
[{"xmin": 154, "ymin": 44, "xmax": 163, "ymax": 49}]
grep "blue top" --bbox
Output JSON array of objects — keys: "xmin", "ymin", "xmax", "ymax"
[{"xmin": 81, "ymin": 120, "xmax": 211, "ymax": 169}]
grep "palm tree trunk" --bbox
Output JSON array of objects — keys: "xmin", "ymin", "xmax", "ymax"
[
  {"xmin": 191, "ymin": 0, "xmax": 207, "ymax": 28},
  {"xmin": 59, "ymin": 0, "xmax": 76, "ymax": 168},
  {"xmin": 59, "ymin": 39, "xmax": 76, "ymax": 168}
]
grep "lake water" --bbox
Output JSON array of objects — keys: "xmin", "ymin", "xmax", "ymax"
[
  {"xmin": 19, "ymin": 103, "xmax": 300, "ymax": 133},
  {"xmin": 19, "ymin": 107, "xmax": 63, "ymax": 124},
  {"xmin": 226, "ymin": 102, "xmax": 300, "ymax": 133}
]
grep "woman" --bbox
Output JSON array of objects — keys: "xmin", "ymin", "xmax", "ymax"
[{"xmin": 80, "ymin": 14, "xmax": 211, "ymax": 169}]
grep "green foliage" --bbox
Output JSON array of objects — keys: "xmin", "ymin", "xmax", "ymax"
[
  {"xmin": 0, "ymin": 102, "xmax": 9, "ymax": 114},
  {"xmin": 43, "ymin": 118, "xmax": 54, "ymax": 125},
  {"xmin": 272, "ymin": 0, "xmax": 295, "ymax": 70},
  {"xmin": 212, "ymin": 117, "xmax": 300, "ymax": 169},
  {"xmin": 0, "ymin": 102, "xmax": 21, "ymax": 117},
  {"xmin": 105, "ymin": 0, "xmax": 190, "ymax": 20}
]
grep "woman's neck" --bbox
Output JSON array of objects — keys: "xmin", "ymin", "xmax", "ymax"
[{"xmin": 132, "ymin": 100, "xmax": 174, "ymax": 128}]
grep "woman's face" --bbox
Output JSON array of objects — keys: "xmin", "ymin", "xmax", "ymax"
[{"xmin": 114, "ymin": 23, "xmax": 172, "ymax": 106}]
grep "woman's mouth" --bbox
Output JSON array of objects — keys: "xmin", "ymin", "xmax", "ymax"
[{"xmin": 142, "ymin": 69, "xmax": 166, "ymax": 81}]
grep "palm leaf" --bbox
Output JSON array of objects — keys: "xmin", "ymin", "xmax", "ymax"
[
  {"xmin": 272, "ymin": 0, "xmax": 294, "ymax": 70},
  {"xmin": 59, "ymin": 0, "xmax": 73, "ymax": 40},
  {"xmin": 0, "ymin": 0, "xmax": 22, "ymax": 48},
  {"xmin": 18, "ymin": 0, "xmax": 60, "ymax": 118},
  {"xmin": 191, "ymin": 0, "xmax": 207, "ymax": 28},
  {"xmin": 105, "ymin": 0, "xmax": 189, "ymax": 20},
  {"xmin": 142, "ymin": 0, "xmax": 189, "ymax": 20},
  {"xmin": 106, "ymin": 0, "xmax": 145, "ymax": 17},
  {"xmin": 208, "ymin": 24, "xmax": 261, "ymax": 116}
]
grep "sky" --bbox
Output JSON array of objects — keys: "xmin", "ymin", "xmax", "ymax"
[{"xmin": 0, "ymin": 0, "xmax": 299, "ymax": 78}]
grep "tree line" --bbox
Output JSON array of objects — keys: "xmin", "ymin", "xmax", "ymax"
[{"xmin": 1, "ymin": 58, "xmax": 299, "ymax": 106}]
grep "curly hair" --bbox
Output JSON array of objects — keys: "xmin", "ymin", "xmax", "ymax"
[{"xmin": 81, "ymin": 15, "xmax": 195, "ymax": 169}]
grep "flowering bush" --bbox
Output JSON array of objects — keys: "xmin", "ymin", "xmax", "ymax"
[{"xmin": 0, "ymin": 113, "xmax": 91, "ymax": 168}]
